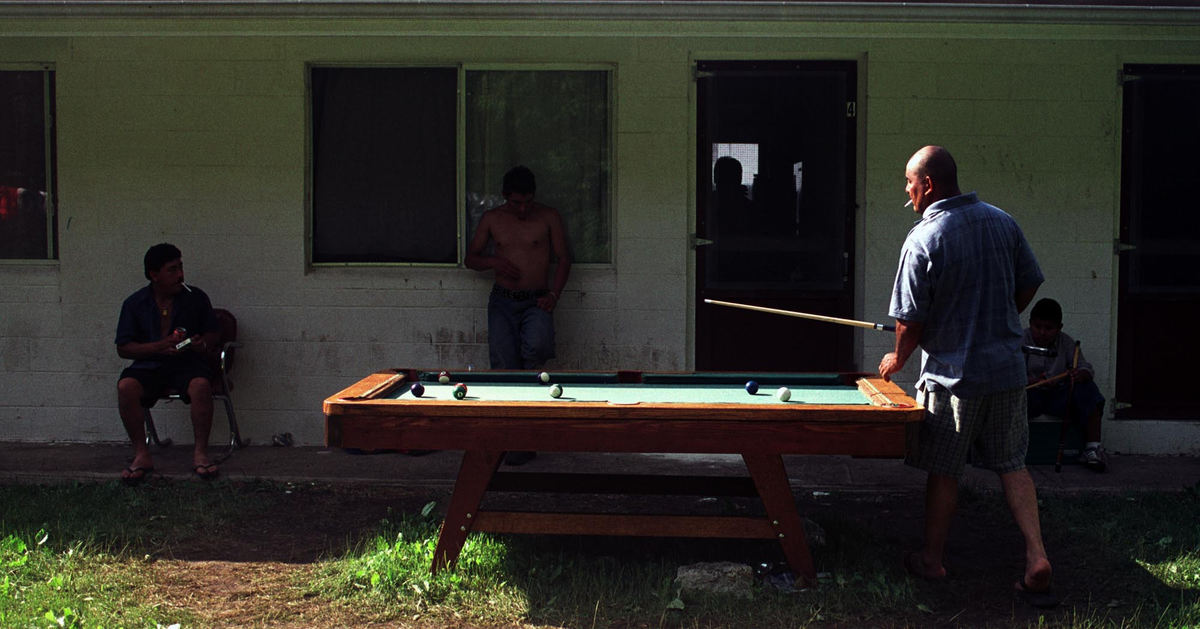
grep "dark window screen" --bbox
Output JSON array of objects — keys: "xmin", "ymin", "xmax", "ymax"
[
  {"xmin": 311, "ymin": 67, "xmax": 457, "ymax": 263},
  {"xmin": 0, "ymin": 69, "xmax": 55, "ymax": 260}
]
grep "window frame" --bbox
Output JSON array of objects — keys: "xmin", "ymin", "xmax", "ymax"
[
  {"xmin": 305, "ymin": 62, "xmax": 615, "ymax": 270},
  {"xmin": 0, "ymin": 63, "xmax": 57, "ymax": 264}
]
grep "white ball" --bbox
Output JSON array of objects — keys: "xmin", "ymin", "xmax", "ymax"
[
  {"xmin": 550, "ymin": 384, "xmax": 563, "ymax": 398},
  {"xmin": 776, "ymin": 387, "xmax": 791, "ymax": 402},
  {"xmin": 539, "ymin": 371, "xmax": 551, "ymax": 383}
]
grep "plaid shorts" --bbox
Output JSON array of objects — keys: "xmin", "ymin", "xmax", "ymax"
[{"xmin": 906, "ymin": 384, "xmax": 1028, "ymax": 477}]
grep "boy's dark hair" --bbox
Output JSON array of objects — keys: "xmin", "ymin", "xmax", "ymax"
[
  {"xmin": 502, "ymin": 165, "xmax": 536, "ymax": 195},
  {"xmin": 144, "ymin": 243, "xmax": 181, "ymax": 280},
  {"xmin": 1030, "ymin": 298, "xmax": 1063, "ymax": 325}
]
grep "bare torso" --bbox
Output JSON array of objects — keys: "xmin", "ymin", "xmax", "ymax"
[{"xmin": 486, "ymin": 205, "xmax": 554, "ymax": 291}]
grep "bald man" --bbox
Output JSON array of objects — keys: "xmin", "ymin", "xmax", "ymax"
[{"xmin": 879, "ymin": 146, "xmax": 1057, "ymax": 608}]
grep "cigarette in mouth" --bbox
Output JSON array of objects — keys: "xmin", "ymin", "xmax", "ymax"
[
  {"xmin": 182, "ymin": 282, "xmax": 193, "ymax": 292},
  {"xmin": 904, "ymin": 199, "xmax": 913, "ymax": 208}
]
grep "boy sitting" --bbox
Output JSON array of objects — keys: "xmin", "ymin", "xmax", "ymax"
[{"xmin": 1024, "ymin": 298, "xmax": 1108, "ymax": 472}]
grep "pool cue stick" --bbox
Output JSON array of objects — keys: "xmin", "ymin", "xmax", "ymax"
[
  {"xmin": 704, "ymin": 299, "xmax": 896, "ymax": 332},
  {"xmin": 1054, "ymin": 341, "xmax": 1081, "ymax": 473},
  {"xmin": 1025, "ymin": 370, "xmax": 1072, "ymax": 390}
]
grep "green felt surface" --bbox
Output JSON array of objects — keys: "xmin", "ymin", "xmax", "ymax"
[{"xmin": 391, "ymin": 381, "xmax": 869, "ymax": 405}]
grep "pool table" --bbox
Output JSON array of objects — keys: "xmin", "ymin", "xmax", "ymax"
[{"xmin": 324, "ymin": 369, "xmax": 923, "ymax": 584}]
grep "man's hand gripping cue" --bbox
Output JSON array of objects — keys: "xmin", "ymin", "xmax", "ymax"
[{"xmin": 879, "ymin": 319, "xmax": 923, "ymax": 382}]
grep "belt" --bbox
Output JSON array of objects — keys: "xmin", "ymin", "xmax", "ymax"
[{"xmin": 492, "ymin": 285, "xmax": 548, "ymax": 301}]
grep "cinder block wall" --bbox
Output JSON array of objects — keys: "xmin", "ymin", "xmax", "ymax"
[{"xmin": 0, "ymin": 14, "xmax": 1197, "ymax": 451}]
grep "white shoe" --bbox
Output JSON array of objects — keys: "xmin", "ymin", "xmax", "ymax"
[{"xmin": 1079, "ymin": 446, "xmax": 1107, "ymax": 472}]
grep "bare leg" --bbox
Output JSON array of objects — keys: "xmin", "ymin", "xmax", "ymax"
[
  {"xmin": 999, "ymin": 468, "xmax": 1052, "ymax": 590},
  {"xmin": 910, "ymin": 472, "xmax": 957, "ymax": 579},
  {"xmin": 117, "ymin": 377, "xmax": 154, "ymax": 476},
  {"xmin": 187, "ymin": 377, "xmax": 216, "ymax": 472}
]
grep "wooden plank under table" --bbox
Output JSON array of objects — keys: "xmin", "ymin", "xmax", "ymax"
[{"xmin": 323, "ymin": 368, "xmax": 924, "ymax": 585}]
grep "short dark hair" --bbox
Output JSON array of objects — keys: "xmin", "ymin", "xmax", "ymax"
[
  {"xmin": 502, "ymin": 165, "xmax": 536, "ymax": 195},
  {"xmin": 1030, "ymin": 298, "xmax": 1063, "ymax": 325},
  {"xmin": 144, "ymin": 243, "xmax": 181, "ymax": 280}
]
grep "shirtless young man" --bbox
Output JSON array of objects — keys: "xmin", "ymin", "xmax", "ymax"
[{"xmin": 465, "ymin": 165, "xmax": 571, "ymax": 371}]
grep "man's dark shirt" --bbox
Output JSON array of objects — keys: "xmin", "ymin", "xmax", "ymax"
[{"xmin": 115, "ymin": 284, "xmax": 217, "ymax": 370}]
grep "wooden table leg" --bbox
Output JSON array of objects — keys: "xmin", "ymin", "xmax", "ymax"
[
  {"xmin": 742, "ymin": 453, "xmax": 816, "ymax": 585},
  {"xmin": 431, "ymin": 450, "xmax": 503, "ymax": 574}
]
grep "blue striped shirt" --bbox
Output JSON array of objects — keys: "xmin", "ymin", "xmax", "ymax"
[{"xmin": 889, "ymin": 193, "xmax": 1043, "ymax": 397}]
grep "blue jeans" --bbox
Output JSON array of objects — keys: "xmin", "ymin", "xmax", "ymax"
[
  {"xmin": 1027, "ymin": 379, "xmax": 1105, "ymax": 422},
  {"xmin": 488, "ymin": 287, "xmax": 555, "ymax": 369}
]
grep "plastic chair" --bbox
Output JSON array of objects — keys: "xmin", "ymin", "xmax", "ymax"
[{"xmin": 144, "ymin": 307, "xmax": 245, "ymax": 460}]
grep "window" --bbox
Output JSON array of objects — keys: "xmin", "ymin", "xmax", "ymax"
[
  {"xmin": 310, "ymin": 67, "xmax": 458, "ymax": 264},
  {"xmin": 0, "ymin": 67, "xmax": 56, "ymax": 260},
  {"xmin": 310, "ymin": 66, "xmax": 611, "ymax": 265}
]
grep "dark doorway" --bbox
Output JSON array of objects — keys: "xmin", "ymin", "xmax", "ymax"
[
  {"xmin": 1116, "ymin": 64, "xmax": 1200, "ymax": 418},
  {"xmin": 694, "ymin": 60, "xmax": 857, "ymax": 372}
]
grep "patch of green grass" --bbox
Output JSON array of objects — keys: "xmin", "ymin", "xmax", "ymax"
[
  {"xmin": 315, "ymin": 489, "xmax": 1200, "ymax": 628},
  {"xmin": 2, "ymin": 479, "xmax": 1198, "ymax": 628},
  {"xmin": 0, "ymin": 479, "xmax": 273, "ymax": 628},
  {"xmin": 0, "ymin": 480, "xmax": 259, "ymax": 553},
  {"xmin": 0, "ymin": 529, "xmax": 178, "ymax": 629}
]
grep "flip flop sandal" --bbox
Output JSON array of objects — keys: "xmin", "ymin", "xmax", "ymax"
[
  {"xmin": 121, "ymin": 465, "xmax": 153, "ymax": 486},
  {"xmin": 193, "ymin": 463, "xmax": 219, "ymax": 480}
]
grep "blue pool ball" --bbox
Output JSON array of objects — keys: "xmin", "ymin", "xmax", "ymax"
[
  {"xmin": 745, "ymin": 380, "xmax": 759, "ymax": 395},
  {"xmin": 550, "ymin": 383, "xmax": 563, "ymax": 398},
  {"xmin": 410, "ymin": 383, "xmax": 425, "ymax": 398},
  {"xmin": 453, "ymin": 383, "xmax": 468, "ymax": 400}
]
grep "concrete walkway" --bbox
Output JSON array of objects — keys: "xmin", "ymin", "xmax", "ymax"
[{"xmin": 1, "ymin": 441, "xmax": 1196, "ymax": 495}]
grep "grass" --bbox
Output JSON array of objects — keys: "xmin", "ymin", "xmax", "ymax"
[
  {"xmin": 0, "ymin": 479, "xmax": 1197, "ymax": 628},
  {"xmin": 0, "ymin": 481, "xmax": 266, "ymax": 628}
]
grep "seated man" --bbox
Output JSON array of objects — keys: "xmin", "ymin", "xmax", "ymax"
[
  {"xmin": 115, "ymin": 243, "xmax": 222, "ymax": 483},
  {"xmin": 1024, "ymin": 298, "xmax": 1107, "ymax": 472}
]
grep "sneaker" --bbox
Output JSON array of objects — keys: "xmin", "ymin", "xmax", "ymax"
[{"xmin": 1079, "ymin": 446, "xmax": 1107, "ymax": 472}]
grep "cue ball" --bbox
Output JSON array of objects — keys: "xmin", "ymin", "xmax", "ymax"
[
  {"xmin": 776, "ymin": 387, "xmax": 792, "ymax": 402},
  {"xmin": 550, "ymin": 383, "xmax": 563, "ymax": 398},
  {"xmin": 745, "ymin": 380, "xmax": 759, "ymax": 395},
  {"xmin": 410, "ymin": 383, "xmax": 425, "ymax": 398},
  {"xmin": 453, "ymin": 383, "xmax": 468, "ymax": 400},
  {"xmin": 539, "ymin": 371, "xmax": 551, "ymax": 384},
  {"xmin": 438, "ymin": 371, "xmax": 450, "ymax": 384}
]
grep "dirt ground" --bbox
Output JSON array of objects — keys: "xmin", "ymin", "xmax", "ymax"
[{"xmin": 126, "ymin": 479, "xmax": 1157, "ymax": 628}]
